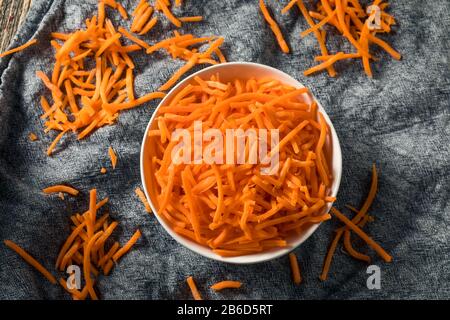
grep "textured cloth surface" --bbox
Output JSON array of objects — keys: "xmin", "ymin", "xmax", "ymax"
[{"xmin": 0, "ymin": 0, "xmax": 449, "ymax": 300}]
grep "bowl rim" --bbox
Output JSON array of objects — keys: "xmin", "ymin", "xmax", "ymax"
[{"xmin": 140, "ymin": 61, "xmax": 342, "ymax": 264}]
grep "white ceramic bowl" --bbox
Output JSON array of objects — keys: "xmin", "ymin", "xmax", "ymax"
[{"xmin": 140, "ymin": 62, "xmax": 342, "ymax": 264}]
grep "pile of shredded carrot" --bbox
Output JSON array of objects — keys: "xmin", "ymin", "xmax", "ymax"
[
  {"xmin": 4, "ymin": 188, "xmax": 141, "ymax": 300},
  {"xmin": 38, "ymin": 0, "xmax": 225, "ymax": 156},
  {"xmin": 146, "ymin": 75, "xmax": 336, "ymax": 257},
  {"xmin": 320, "ymin": 164, "xmax": 392, "ymax": 281},
  {"xmin": 56, "ymin": 188, "xmax": 142, "ymax": 299},
  {"xmin": 39, "ymin": 2, "xmax": 164, "ymax": 155},
  {"xmin": 262, "ymin": 0, "xmax": 401, "ymax": 77}
]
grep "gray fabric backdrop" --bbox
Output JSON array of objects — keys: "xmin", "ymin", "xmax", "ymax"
[{"xmin": 0, "ymin": 0, "xmax": 449, "ymax": 300}]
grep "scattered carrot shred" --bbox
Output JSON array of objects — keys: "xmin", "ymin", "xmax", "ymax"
[
  {"xmin": 100, "ymin": 167, "xmax": 107, "ymax": 174},
  {"xmin": 4, "ymin": 240, "xmax": 57, "ymax": 284},
  {"xmin": 117, "ymin": 3, "xmax": 129, "ymax": 20},
  {"xmin": 292, "ymin": 0, "xmax": 401, "ymax": 77},
  {"xmin": 210, "ymin": 280, "xmax": 242, "ymax": 291},
  {"xmin": 43, "ymin": 184, "xmax": 79, "ymax": 196},
  {"xmin": 108, "ymin": 146, "xmax": 118, "ymax": 169},
  {"xmin": 0, "ymin": 39, "xmax": 37, "ymax": 58},
  {"xmin": 187, "ymin": 276, "xmax": 202, "ymax": 300},
  {"xmin": 157, "ymin": 0, "xmax": 182, "ymax": 27},
  {"xmin": 28, "ymin": 132, "xmax": 38, "ymax": 141},
  {"xmin": 112, "ymin": 229, "xmax": 142, "ymax": 262},
  {"xmin": 259, "ymin": 0, "xmax": 289, "ymax": 53},
  {"xmin": 179, "ymin": 16, "xmax": 203, "ymax": 23},
  {"xmin": 288, "ymin": 252, "xmax": 302, "ymax": 284},
  {"xmin": 135, "ymin": 187, "xmax": 152, "ymax": 213},
  {"xmin": 51, "ymin": 188, "xmax": 141, "ymax": 299}
]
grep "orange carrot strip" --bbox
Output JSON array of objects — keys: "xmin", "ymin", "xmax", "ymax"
[
  {"xmin": 135, "ymin": 187, "xmax": 152, "ymax": 213},
  {"xmin": 36, "ymin": 71, "xmax": 63, "ymax": 98},
  {"xmin": 304, "ymin": 52, "xmax": 345, "ymax": 76},
  {"xmin": 117, "ymin": 3, "xmax": 129, "ymax": 20},
  {"xmin": 98, "ymin": 242, "xmax": 120, "ymax": 268},
  {"xmin": 289, "ymin": 252, "xmax": 302, "ymax": 284},
  {"xmin": 125, "ymin": 68, "xmax": 135, "ymax": 101},
  {"xmin": 343, "ymin": 229, "xmax": 371, "ymax": 263},
  {"xmin": 139, "ymin": 17, "xmax": 158, "ymax": 35},
  {"xmin": 179, "ymin": 16, "xmax": 203, "ymax": 22},
  {"xmin": 43, "ymin": 184, "xmax": 79, "ymax": 196},
  {"xmin": 96, "ymin": 33, "xmax": 122, "ymax": 57},
  {"xmin": 259, "ymin": 0, "xmax": 289, "ymax": 53},
  {"xmin": 118, "ymin": 27, "xmax": 151, "ymax": 50},
  {"xmin": 4, "ymin": 240, "xmax": 57, "ymax": 284},
  {"xmin": 301, "ymin": 11, "xmax": 337, "ymax": 38},
  {"xmin": 46, "ymin": 130, "xmax": 68, "ymax": 156},
  {"xmin": 157, "ymin": 0, "xmax": 182, "ymax": 27},
  {"xmin": 366, "ymin": 33, "xmax": 401, "ymax": 60},
  {"xmin": 187, "ymin": 276, "xmax": 202, "ymax": 300},
  {"xmin": 296, "ymin": 0, "xmax": 336, "ymax": 76},
  {"xmin": 112, "ymin": 230, "xmax": 142, "ymax": 262},
  {"xmin": 83, "ymin": 231, "xmax": 103, "ymax": 300},
  {"xmin": 159, "ymin": 54, "xmax": 199, "ymax": 91},
  {"xmin": 281, "ymin": 0, "xmax": 298, "ymax": 14},
  {"xmin": 29, "ymin": 132, "xmax": 38, "ymax": 141},
  {"xmin": 319, "ymin": 228, "xmax": 344, "ymax": 281},
  {"xmin": 0, "ymin": 39, "xmax": 37, "ymax": 58},
  {"xmin": 55, "ymin": 221, "xmax": 86, "ymax": 268},
  {"xmin": 108, "ymin": 146, "xmax": 118, "ymax": 169},
  {"xmin": 331, "ymin": 207, "xmax": 392, "ymax": 262},
  {"xmin": 210, "ymin": 280, "xmax": 242, "ymax": 291}
]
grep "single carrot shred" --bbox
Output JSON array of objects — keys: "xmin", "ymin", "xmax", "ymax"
[
  {"xmin": 135, "ymin": 187, "xmax": 152, "ymax": 213},
  {"xmin": 28, "ymin": 132, "xmax": 38, "ymax": 141},
  {"xmin": 108, "ymin": 146, "xmax": 118, "ymax": 169},
  {"xmin": 43, "ymin": 184, "xmax": 79, "ymax": 196},
  {"xmin": 259, "ymin": 0, "xmax": 289, "ymax": 53},
  {"xmin": 157, "ymin": 0, "xmax": 182, "ymax": 27},
  {"xmin": 4, "ymin": 240, "xmax": 57, "ymax": 284},
  {"xmin": 187, "ymin": 276, "xmax": 202, "ymax": 300},
  {"xmin": 288, "ymin": 252, "xmax": 302, "ymax": 284},
  {"xmin": 0, "ymin": 39, "xmax": 37, "ymax": 58},
  {"xmin": 112, "ymin": 229, "xmax": 142, "ymax": 262},
  {"xmin": 37, "ymin": 2, "xmax": 165, "ymax": 155},
  {"xmin": 210, "ymin": 280, "xmax": 242, "ymax": 291}
]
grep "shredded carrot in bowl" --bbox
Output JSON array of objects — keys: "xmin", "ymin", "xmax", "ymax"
[{"xmin": 144, "ymin": 73, "xmax": 336, "ymax": 257}]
